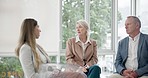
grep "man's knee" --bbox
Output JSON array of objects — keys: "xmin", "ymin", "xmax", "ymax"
[{"xmin": 108, "ymin": 73, "xmax": 123, "ymax": 78}]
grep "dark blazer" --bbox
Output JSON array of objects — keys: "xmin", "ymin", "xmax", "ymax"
[{"xmin": 115, "ymin": 33, "xmax": 148, "ymax": 77}]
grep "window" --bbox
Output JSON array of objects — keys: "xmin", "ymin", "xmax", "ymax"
[
  {"xmin": 90, "ymin": 0, "xmax": 112, "ymax": 49},
  {"xmin": 137, "ymin": 0, "xmax": 148, "ymax": 34},
  {"xmin": 61, "ymin": 0, "xmax": 85, "ymax": 49},
  {"xmin": 118, "ymin": 0, "xmax": 131, "ymax": 41}
]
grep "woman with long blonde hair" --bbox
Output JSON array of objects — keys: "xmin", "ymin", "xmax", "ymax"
[{"xmin": 15, "ymin": 18, "xmax": 87, "ymax": 78}]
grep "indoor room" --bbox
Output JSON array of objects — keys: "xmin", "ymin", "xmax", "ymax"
[{"xmin": 0, "ymin": 0, "xmax": 148, "ymax": 78}]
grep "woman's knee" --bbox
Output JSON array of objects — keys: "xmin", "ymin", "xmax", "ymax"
[{"xmin": 90, "ymin": 65, "xmax": 101, "ymax": 74}]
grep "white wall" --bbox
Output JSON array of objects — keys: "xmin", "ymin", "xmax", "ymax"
[{"xmin": 0, "ymin": 0, "xmax": 60, "ymax": 53}]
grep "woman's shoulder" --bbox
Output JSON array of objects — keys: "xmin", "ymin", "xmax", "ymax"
[
  {"xmin": 66, "ymin": 37, "xmax": 76, "ymax": 45},
  {"xmin": 20, "ymin": 43, "xmax": 32, "ymax": 54},
  {"xmin": 90, "ymin": 38, "xmax": 97, "ymax": 43},
  {"xmin": 67, "ymin": 37, "xmax": 76, "ymax": 42},
  {"xmin": 20, "ymin": 43, "xmax": 31, "ymax": 50}
]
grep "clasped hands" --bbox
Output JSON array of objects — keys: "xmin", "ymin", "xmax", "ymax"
[
  {"xmin": 77, "ymin": 65, "xmax": 89, "ymax": 73},
  {"xmin": 122, "ymin": 69, "xmax": 138, "ymax": 78},
  {"xmin": 82, "ymin": 66, "xmax": 89, "ymax": 72}
]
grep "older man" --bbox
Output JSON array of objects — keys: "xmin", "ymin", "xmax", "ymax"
[{"xmin": 108, "ymin": 16, "xmax": 148, "ymax": 78}]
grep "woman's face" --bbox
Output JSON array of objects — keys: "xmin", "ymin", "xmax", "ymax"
[
  {"xmin": 76, "ymin": 24, "xmax": 87, "ymax": 36},
  {"xmin": 34, "ymin": 25, "xmax": 41, "ymax": 39}
]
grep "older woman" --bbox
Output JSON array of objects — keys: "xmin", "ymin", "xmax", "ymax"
[{"xmin": 66, "ymin": 20, "xmax": 101, "ymax": 78}]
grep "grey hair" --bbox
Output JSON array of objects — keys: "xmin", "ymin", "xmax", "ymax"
[{"xmin": 127, "ymin": 16, "xmax": 141, "ymax": 28}]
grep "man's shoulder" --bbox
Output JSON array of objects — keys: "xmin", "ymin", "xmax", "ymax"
[
  {"xmin": 120, "ymin": 36, "xmax": 129, "ymax": 42},
  {"xmin": 141, "ymin": 33, "xmax": 148, "ymax": 38}
]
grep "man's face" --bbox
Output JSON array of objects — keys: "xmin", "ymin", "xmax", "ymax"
[{"xmin": 125, "ymin": 18, "xmax": 138, "ymax": 35}]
